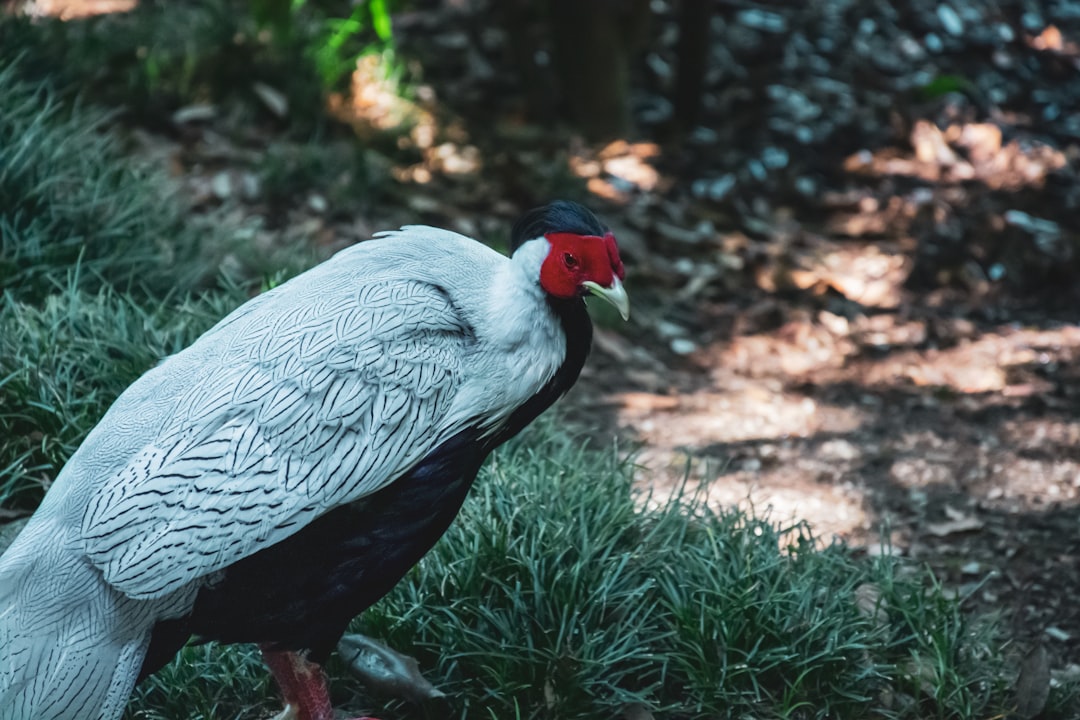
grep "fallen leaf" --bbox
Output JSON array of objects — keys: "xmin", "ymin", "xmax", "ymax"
[
  {"xmin": 544, "ymin": 679, "xmax": 556, "ymax": 709},
  {"xmin": 623, "ymin": 702, "xmax": 656, "ymax": 720},
  {"xmin": 1015, "ymin": 644, "xmax": 1050, "ymax": 719},
  {"xmin": 253, "ymin": 82, "xmax": 289, "ymax": 118},
  {"xmin": 619, "ymin": 392, "xmax": 680, "ymax": 412},
  {"xmin": 210, "ymin": 171, "xmax": 233, "ymax": 200},
  {"xmin": 337, "ymin": 633, "xmax": 445, "ymax": 703},
  {"xmin": 854, "ymin": 582, "xmax": 888, "ymax": 629},
  {"xmin": 902, "ymin": 655, "xmax": 938, "ymax": 697},
  {"xmin": 924, "ymin": 515, "xmax": 984, "ymax": 537},
  {"xmin": 942, "ymin": 504, "xmax": 967, "ymax": 521},
  {"xmin": 171, "ymin": 104, "xmax": 217, "ymax": 124},
  {"xmin": 1045, "ymin": 626, "xmax": 1072, "ymax": 642},
  {"xmin": 1030, "ymin": 25, "xmax": 1064, "ymax": 52}
]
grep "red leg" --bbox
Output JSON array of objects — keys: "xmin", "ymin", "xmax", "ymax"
[{"xmin": 260, "ymin": 645, "xmax": 382, "ymax": 720}]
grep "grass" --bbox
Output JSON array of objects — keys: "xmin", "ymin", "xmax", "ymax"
[
  {"xmin": 0, "ymin": 60, "xmax": 209, "ymax": 303},
  {"xmin": 0, "ymin": 52, "xmax": 252, "ymax": 511},
  {"xmin": 0, "ymin": 0, "xmax": 389, "ymax": 131},
  {"xmin": 0, "ymin": 277, "xmax": 244, "ymax": 511},
  {"xmin": 129, "ymin": 643, "xmax": 275, "ymax": 720},
  {"xmin": 348, "ymin": 431, "xmax": 1011, "ymax": 720},
  {"xmin": 129, "ymin": 425, "xmax": 1038, "ymax": 720},
  {"xmin": 0, "ymin": 2, "xmax": 285, "ymax": 122}
]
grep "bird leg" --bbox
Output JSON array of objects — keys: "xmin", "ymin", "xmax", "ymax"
[{"xmin": 260, "ymin": 645, "xmax": 381, "ymax": 720}]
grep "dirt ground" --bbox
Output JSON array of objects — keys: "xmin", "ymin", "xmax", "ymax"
[
  {"xmin": 394, "ymin": 0, "xmax": 1080, "ymax": 676},
  {"xmin": 580, "ymin": 294, "xmax": 1080, "ymax": 675},
  {"xmin": 18, "ymin": 0, "xmax": 1080, "ymax": 683}
]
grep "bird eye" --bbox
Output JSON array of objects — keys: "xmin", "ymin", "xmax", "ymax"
[{"xmin": 563, "ymin": 253, "xmax": 579, "ymax": 268}]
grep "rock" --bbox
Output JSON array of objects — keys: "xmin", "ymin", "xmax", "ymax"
[
  {"xmin": 936, "ymin": 5, "xmax": 964, "ymax": 37},
  {"xmin": 761, "ymin": 146, "xmax": 789, "ymax": 169},
  {"xmin": 252, "ymin": 82, "xmax": 289, "ymax": 118},
  {"xmin": 210, "ymin": 171, "xmax": 233, "ymax": 200},
  {"xmin": 692, "ymin": 174, "xmax": 736, "ymax": 202},
  {"xmin": 1004, "ymin": 210, "xmax": 1061, "ymax": 238},
  {"xmin": 736, "ymin": 8, "xmax": 787, "ymax": 33},
  {"xmin": 670, "ymin": 338, "xmax": 698, "ymax": 355}
]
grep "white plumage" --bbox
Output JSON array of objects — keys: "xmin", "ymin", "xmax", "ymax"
[{"xmin": 0, "ymin": 226, "xmax": 571, "ymax": 720}]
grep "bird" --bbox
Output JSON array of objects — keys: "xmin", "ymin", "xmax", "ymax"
[{"xmin": 0, "ymin": 200, "xmax": 628, "ymax": 720}]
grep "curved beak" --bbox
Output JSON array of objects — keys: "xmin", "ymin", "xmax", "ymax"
[{"xmin": 582, "ymin": 277, "xmax": 630, "ymax": 321}]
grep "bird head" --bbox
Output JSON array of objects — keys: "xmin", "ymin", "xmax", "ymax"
[{"xmin": 511, "ymin": 201, "xmax": 630, "ymax": 320}]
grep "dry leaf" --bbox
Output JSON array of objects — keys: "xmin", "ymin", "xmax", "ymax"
[
  {"xmin": 623, "ymin": 702, "xmax": 656, "ymax": 720},
  {"xmin": 171, "ymin": 104, "xmax": 217, "ymax": 124},
  {"xmin": 252, "ymin": 82, "xmax": 289, "ymax": 118},
  {"xmin": 337, "ymin": 633, "xmax": 445, "ymax": 703},
  {"xmin": 619, "ymin": 392, "xmax": 680, "ymax": 412},
  {"xmin": 1015, "ymin": 644, "xmax": 1051, "ymax": 719},
  {"xmin": 854, "ymin": 582, "xmax": 889, "ymax": 629},
  {"xmin": 926, "ymin": 512, "xmax": 984, "ymax": 537},
  {"xmin": 1045, "ymin": 626, "xmax": 1071, "ymax": 642},
  {"xmin": 543, "ymin": 679, "xmax": 557, "ymax": 709},
  {"xmin": 902, "ymin": 656, "xmax": 938, "ymax": 697}
]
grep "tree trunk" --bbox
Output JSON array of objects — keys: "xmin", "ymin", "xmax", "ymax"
[
  {"xmin": 548, "ymin": 0, "xmax": 649, "ymax": 141},
  {"xmin": 495, "ymin": 0, "xmax": 556, "ymax": 125},
  {"xmin": 673, "ymin": 0, "xmax": 712, "ymax": 132}
]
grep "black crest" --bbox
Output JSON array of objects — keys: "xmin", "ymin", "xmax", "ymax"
[{"xmin": 510, "ymin": 200, "xmax": 608, "ymax": 253}]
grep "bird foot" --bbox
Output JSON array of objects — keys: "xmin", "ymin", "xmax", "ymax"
[
  {"xmin": 270, "ymin": 711, "xmax": 381, "ymax": 720},
  {"xmin": 261, "ymin": 646, "xmax": 384, "ymax": 720}
]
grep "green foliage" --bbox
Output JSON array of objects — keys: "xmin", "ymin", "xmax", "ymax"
[
  {"xmin": 348, "ymin": 430, "xmax": 1019, "ymax": 719},
  {"xmin": 126, "ymin": 643, "xmax": 275, "ymax": 720},
  {"xmin": 0, "ymin": 0, "xmax": 403, "ymax": 123},
  {"xmin": 874, "ymin": 567, "xmax": 1006, "ymax": 719},
  {"xmin": 254, "ymin": 0, "xmax": 400, "ymax": 91},
  {"xmin": 917, "ymin": 73, "xmax": 975, "ymax": 100},
  {"xmin": 0, "ymin": 54, "xmax": 256, "ymax": 510},
  {"xmin": 0, "ymin": 2, "xmax": 325, "ymax": 127},
  {"xmin": 123, "ymin": 426, "xmax": 1047, "ymax": 719},
  {"xmin": 257, "ymin": 138, "xmax": 377, "ymax": 213},
  {"xmin": 312, "ymin": 2, "xmax": 378, "ymax": 89},
  {"xmin": 0, "ymin": 278, "xmax": 242, "ymax": 511},
  {"xmin": 0, "ymin": 61, "xmax": 204, "ymax": 302}
]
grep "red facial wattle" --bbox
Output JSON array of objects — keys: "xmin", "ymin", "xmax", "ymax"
[
  {"xmin": 541, "ymin": 231, "xmax": 625, "ymax": 299},
  {"xmin": 602, "ymin": 232, "xmax": 625, "ymax": 280}
]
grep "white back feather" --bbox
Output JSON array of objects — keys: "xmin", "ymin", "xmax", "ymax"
[{"xmin": 0, "ymin": 225, "xmax": 566, "ymax": 719}]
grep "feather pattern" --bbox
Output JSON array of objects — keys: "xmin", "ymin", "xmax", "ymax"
[{"xmin": 82, "ymin": 265, "xmax": 485, "ymax": 601}]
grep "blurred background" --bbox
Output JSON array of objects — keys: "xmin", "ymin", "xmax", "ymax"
[{"xmin": 2, "ymin": 0, "xmax": 1079, "ymax": 704}]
